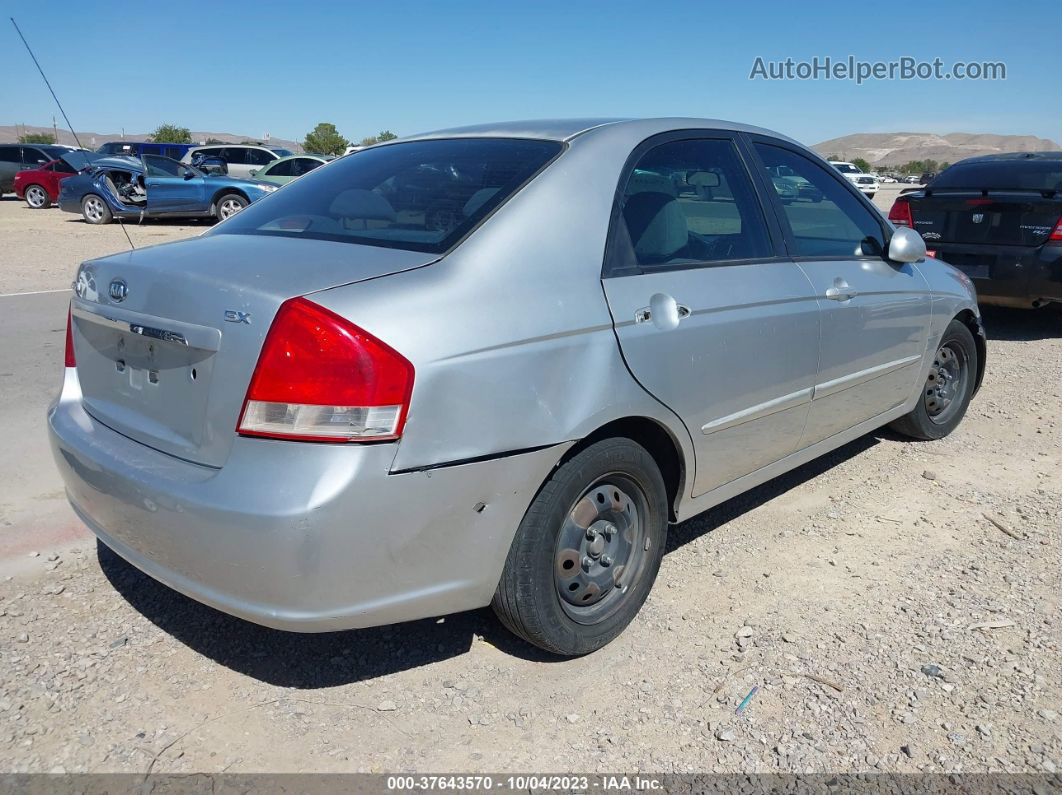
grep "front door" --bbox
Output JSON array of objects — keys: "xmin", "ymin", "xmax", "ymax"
[
  {"xmin": 602, "ymin": 134, "xmax": 821, "ymax": 497},
  {"xmin": 750, "ymin": 140, "xmax": 932, "ymax": 446},
  {"xmin": 142, "ymin": 154, "xmax": 205, "ymax": 214}
]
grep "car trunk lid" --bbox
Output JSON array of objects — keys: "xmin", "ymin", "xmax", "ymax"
[
  {"xmin": 907, "ymin": 189, "xmax": 1062, "ymax": 247},
  {"xmin": 69, "ymin": 233, "xmax": 437, "ymax": 467}
]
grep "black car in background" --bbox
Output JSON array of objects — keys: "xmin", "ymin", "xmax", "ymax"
[{"xmin": 889, "ymin": 152, "xmax": 1062, "ymax": 309}]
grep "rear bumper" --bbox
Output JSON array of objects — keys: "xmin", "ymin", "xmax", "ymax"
[
  {"xmin": 48, "ymin": 369, "xmax": 567, "ymax": 632},
  {"xmin": 935, "ymin": 242, "xmax": 1062, "ymax": 305}
]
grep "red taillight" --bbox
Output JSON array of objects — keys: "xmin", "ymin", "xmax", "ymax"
[
  {"xmin": 237, "ymin": 297, "xmax": 414, "ymax": 442},
  {"xmin": 1050, "ymin": 215, "xmax": 1062, "ymax": 242},
  {"xmin": 888, "ymin": 197, "xmax": 914, "ymax": 227},
  {"xmin": 64, "ymin": 306, "xmax": 76, "ymax": 367}
]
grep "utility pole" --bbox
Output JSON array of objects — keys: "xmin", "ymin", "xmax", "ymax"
[{"xmin": 53, "ymin": 115, "xmax": 59, "ymax": 144}]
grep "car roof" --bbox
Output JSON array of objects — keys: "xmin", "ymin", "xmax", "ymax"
[
  {"xmin": 948, "ymin": 151, "xmax": 1062, "ymax": 165},
  {"xmin": 189, "ymin": 143, "xmax": 272, "ymax": 150},
  {"xmin": 400, "ymin": 117, "xmax": 802, "ymax": 146}
]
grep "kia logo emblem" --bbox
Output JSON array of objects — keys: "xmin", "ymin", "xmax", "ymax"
[{"xmin": 108, "ymin": 279, "xmax": 128, "ymax": 303}]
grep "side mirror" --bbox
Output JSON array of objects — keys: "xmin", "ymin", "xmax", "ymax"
[
  {"xmin": 183, "ymin": 171, "xmax": 195, "ymax": 180},
  {"xmin": 888, "ymin": 225, "xmax": 926, "ymax": 263}
]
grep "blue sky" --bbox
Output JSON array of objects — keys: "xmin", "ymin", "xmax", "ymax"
[{"xmin": 3, "ymin": 0, "xmax": 1059, "ymax": 147}]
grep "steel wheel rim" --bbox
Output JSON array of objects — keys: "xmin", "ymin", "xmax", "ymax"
[
  {"xmin": 219, "ymin": 199, "xmax": 241, "ymax": 218},
  {"xmin": 924, "ymin": 342, "xmax": 969, "ymax": 424},
  {"xmin": 554, "ymin": 474, "xmax": 649, "ymax": 625},
  {"xmin": 26, "ymin": 186, "xmax": 46, "ymax": 207},
  {"xmin": 84, "ymin": 197, "xmax": 103, "ymax": 221}
]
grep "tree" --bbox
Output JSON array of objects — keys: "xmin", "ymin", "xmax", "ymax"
[
  {"xmin": 303, "ymin": 122, "xmax": 349, "ymax": 156},
  {"xmin": 151, "ymin": 124, "xmax": 192, "ymax": 143},
  {"xmin": 18, "ymin": 132, "xmax": 55, "ymax": 144},
  {"xmin": 851, "ymin": 157, "xmax": 872, "ymax": 173},
  {"xmin": 359, "ymin": 130, "xmax": 399, "ymax": 147}
]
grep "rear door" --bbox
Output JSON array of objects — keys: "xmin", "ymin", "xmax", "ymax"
[
  {"xmin": 0, "ymin": 146, "xmax": 20, "ymax": 190},
  {"xmin": 602, "ymin": 132, "xmax": 821, "ymax": 497},
  {"xmin": 750, "ymin": 139, "xmax": 931, "ymax": 446},
  {"xmin": 142, "ymin": 154, "xmax": 205, "ymax": 213}
]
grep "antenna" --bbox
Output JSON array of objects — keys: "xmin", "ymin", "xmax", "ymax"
[{"xmin": 11, "ymin": 17, "xmax": 135, "ymax": 250}]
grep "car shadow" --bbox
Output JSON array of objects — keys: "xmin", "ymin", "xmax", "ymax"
[
  {"xmin": 980, "ymin": 304, "xmax": 1061, "ymax": 342},
  {"xmin": 99, "ymin": 434, "xmax": 882, "ymax": 684}
]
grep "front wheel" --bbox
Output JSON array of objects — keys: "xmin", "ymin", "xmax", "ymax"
[
  {"xmin": 25, "ymin": 184, "xmax": 51, "ymax": 209},
  {"xmin": 214, "ymin": 193, "xmax": 247, "ymax": 220},
  {"xmin": 81, "ymin": 194, "xmax": 112, "ymax": 225},
  {"xmin": 492, "ymin": 438, "xmax": 668, "ymax": 656},
  {"xmin": 890, "ymin": 319, "xmax": 978, "ymax": 440}
]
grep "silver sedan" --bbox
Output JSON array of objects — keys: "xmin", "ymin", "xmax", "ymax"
[{"xmin": 49, "ymin": 118, "xmax": 984, "ymax": 655}]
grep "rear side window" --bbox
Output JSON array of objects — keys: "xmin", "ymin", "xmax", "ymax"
[
  {"xmin": 0, "ymin": 146, "xmax": 20, "ymax": 163},
  {"xmin": 756, "ymin": 144, "xmax": 885, "ymax": 258},
  {"xmin": 932, "ymin": 160, "xmax": 1062, "ymax": 191},
  {"xmin": 212, "ymin": 138, "xmax": 562, "ymax": 253},
  {"xmin": 245, "ymin": 148, "xmax": 276, "ymax": 166},
  {"xmin": 618, "ymin": 138, "xmax": 771, "ymax": 267}
]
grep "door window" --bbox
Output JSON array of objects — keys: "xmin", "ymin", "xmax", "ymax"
[
  {"xmin": 618, "ymin": 138, "xmax": 771, "ymax": 268},
  {"xmin": 218, "ymin": 148, "xmax": 247, "ymax": 164},
  {"xmin": 291, "ymin": 158, "xmax": 321, "ymax": 176},
  {"xmin": 264, "ymin": 158, "xmax": 293, "ymax": 177},
  {"xmin": 755, "ymin": 144, "xmax": 885, "ymax": 258},
  {"xmin": 244, "ymin": 148, "xmax": 275, "ymax": 166},
  {"xmin": 0, "ymin": 146, "xmax": 20, "ymax": 163},
  {"xmin": 143, "ymin": 155, "xmax": 193, "ymax": 179},
  {"xmin": 22, "ymin": 147, "xmax": 48, "ymax": 165},
  {"xmin": 52, "ymin": 160, "xmax": 76, "ymax": 174}
]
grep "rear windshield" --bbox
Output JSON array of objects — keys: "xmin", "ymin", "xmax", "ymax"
[
  {"xmin": 932, "ymin": 160, "xmax": 1062, "ymax": 191},
  {"xmin": 211, "ymin": 138, "xmax": 562, "ymax": 253}
]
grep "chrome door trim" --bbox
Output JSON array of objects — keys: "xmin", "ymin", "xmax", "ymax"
[
  {"xmin": 812, "ymin": 354, "xmax": 922, "ymax": 400},
  {"xmin": 701, "ymin": 387, "xmax": 813, "ymax": 435}
]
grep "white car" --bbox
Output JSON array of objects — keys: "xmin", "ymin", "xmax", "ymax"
[
  {"xmin": 181, "ymin": 144, "xmax": 294, "ymax": 179},
  {"xmin": 878, "ymin": 175, "xmax": 898, "ymax": 184},
  {"xmin": 828, "ymin": 161, "xmax": 878, "ymax": 199}
]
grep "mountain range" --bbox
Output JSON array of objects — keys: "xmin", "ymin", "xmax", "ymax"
[
  {"xmin": 0, "ymin": 125, "xmax": 302, "ymax": 152},
  {"xmin": 812, "ymin": 131, "xmax": 1059, "ymax": 166}
]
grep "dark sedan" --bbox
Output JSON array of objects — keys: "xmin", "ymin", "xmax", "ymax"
[{"xmin": 889, "ymin": 152, "xmax": 1062, "ymax": 309}]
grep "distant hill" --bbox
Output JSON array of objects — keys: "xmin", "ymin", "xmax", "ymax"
[
  {"xmin": 0, "ymin": 124, "xmax": 302, "ymax": 153},
  {"xmin": 812, "ymin": 131, "xmax": 1060, "ymax": 166}
]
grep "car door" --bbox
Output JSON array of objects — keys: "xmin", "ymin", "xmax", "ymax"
[
  {"xmin": 749, "ymin": 138, "xmax": 932, "ymax": 446},
  {"xmin": 602, "ymin": 133, "xmax": 821, "ymax": 497},
  {"xmin": 142, "ymin": 154, "xmax": 205, "ymax": 214},
  {"xmin": 0, "ymin": 146, "xmax": 21, "ymax": 190}
]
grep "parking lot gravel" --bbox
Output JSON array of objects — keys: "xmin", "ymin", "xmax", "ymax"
[{"xmin": 0, "ymin": 188, "xmax": 1059, "ymax": 775}]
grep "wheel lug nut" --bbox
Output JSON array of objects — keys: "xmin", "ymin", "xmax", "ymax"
[
  {"xmin": 601, "ymin": 555, "xmax": 613, "ymax": 566},
  {"xmin": 581, "ymin": 556, "xmax": 593, "ymax": 571},
  {"xmin": 585, "ymin": 528, "xmax": 598, "ymax": 541},
  {"xmin": 604, "ymin": 524, "xmax": 616, "ymax": 538}
]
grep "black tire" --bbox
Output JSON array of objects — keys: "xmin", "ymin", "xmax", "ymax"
[
  {"xmin": 81, "ymin": 194, "xmax": 112, "ymax": 225},
  {"xmin": 890, "ymin": 319, "xmax": 978, "ymax": 440},
  {"xmin": 492, "ymin": 438, "xmax": 668, "ymax": 656},
  {"xmin": 214, "ymin": 193, "xmax": 247, "ymax": 220},
  {"xmin": 25, "ymin": 184, "xmax": 51, "ymax": 209}
]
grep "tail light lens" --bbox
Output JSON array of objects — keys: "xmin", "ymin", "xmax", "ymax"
[
  {"xmin": 237, "ymin": 297, "xmax": 414, "ymax": 442},
  {"xmin": 64, "ymin": 306, "xmax": 76, "ymax": 367},
  {"xmin": 888, "ymin": 197, "xmax": 914, "ymax": 227},
  {"xmin": 1050, "ymin": 215, "xmax": 1062, "ymax": 242}
]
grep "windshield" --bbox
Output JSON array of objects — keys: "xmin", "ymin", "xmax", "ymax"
[
  {"xmin": 212, "ymin": 138, "xmax": 563, "ymax": 253},
  {"xmin": 832, "ymin": 163, "xmax": 860, "ymax": 174},
  {"xmin": 932, "ymin": 161, "xmax": 1062, "ymax": 191}
]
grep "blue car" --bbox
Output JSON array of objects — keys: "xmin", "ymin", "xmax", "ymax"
[{"xmin": 57, "ymin": 152, "xmax": 278, "ymax": 225}]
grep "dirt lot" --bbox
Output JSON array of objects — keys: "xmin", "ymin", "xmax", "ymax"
[{"xmin": 0, "ymin": 190, "xmax": 1059, "ymax": 775}]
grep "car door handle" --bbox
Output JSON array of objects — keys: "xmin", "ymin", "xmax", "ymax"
[
  {"xmin": 825, "ymin": 279, "xmax": 857, "ymax": 301},
  {"xmin": 635, "ymin": 295, "xmax": 691, "ymax": 329}
]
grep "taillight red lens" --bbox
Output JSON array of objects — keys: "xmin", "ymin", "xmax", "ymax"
[
  {"xmin": 888, "ymin": 197, "xmax": 914, "ymax": 227},
  {"xmin": 238, "ymin": 297, "xmax": 414, "ymax": 442},
  {"xmin": 1050, "ymin": 215, "xmax": 1062, "ymax": 242},
  {"xmin": 64, "ymin": 306, "xmax": 76, "ymax": 367}
]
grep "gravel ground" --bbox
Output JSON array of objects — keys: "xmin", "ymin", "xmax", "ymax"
[{"xmin": 0, "ymin": 188, "xmax": 1059, "ymax": 776}]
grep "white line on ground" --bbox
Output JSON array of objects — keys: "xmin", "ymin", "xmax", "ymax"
[{"xmin": 0, "ymin": 288, "xmax": 69, "ymax": 298}]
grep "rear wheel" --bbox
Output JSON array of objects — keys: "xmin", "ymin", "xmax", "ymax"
[
  {"xmin": 81, "ymin": 194, "xmax": 112, "ymax": 225},
  {"xmin": 890, "ymin": 319, "xmax": 977, "ymax": 440},
  {"xmin": 492, "ymin": 438, "xmax": 668, "ymax": 656},
  {"xmin": 25, "ymin": 184, "xmax": 51, "ymax": 209},
  {"xmin": 215, "ymin": 193, "xmax": 247, "ymax": 220}
]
